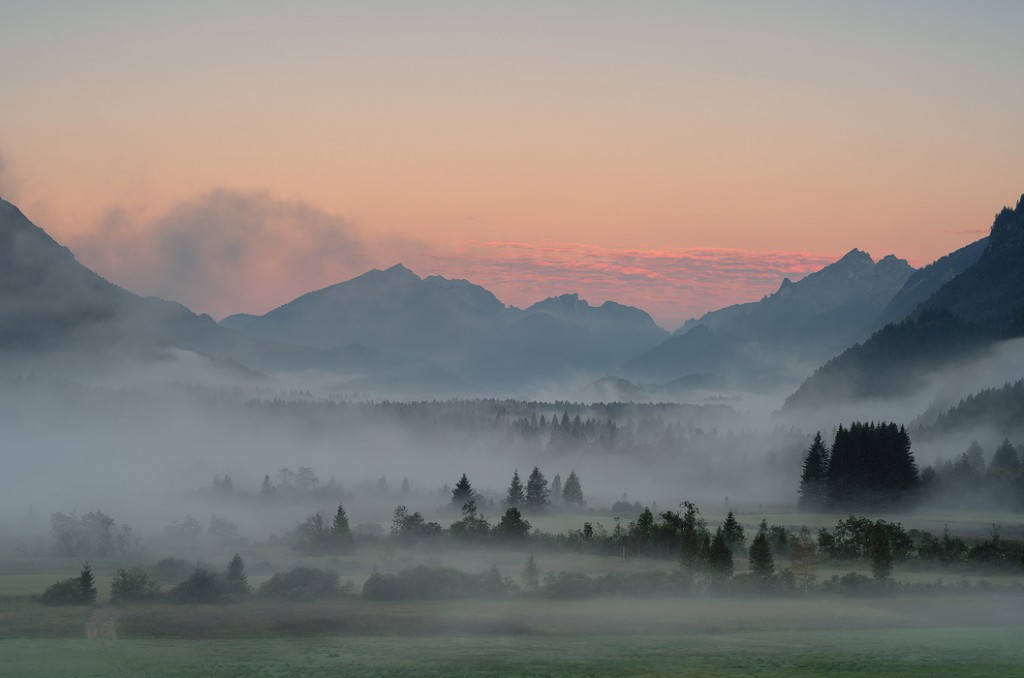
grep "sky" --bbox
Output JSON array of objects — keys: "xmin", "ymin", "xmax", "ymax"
[{"xmin": 1, "ymin": 1, "xmax": 1022, "ymax": 329}]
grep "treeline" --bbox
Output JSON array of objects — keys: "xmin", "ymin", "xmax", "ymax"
[
  {"xmin": 799, "ymin": 422, "xmax": 919, "ymax": 510},
  {"xmin": 919, "ymin": 439, "xmax": 1023, "ymax": 511}
]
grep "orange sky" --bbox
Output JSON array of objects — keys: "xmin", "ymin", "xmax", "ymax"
[{"xmin": 1, "ymin": 2, "xmax": 1022, "ymax": 327}]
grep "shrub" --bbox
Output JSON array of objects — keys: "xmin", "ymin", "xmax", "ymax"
[
  {"xmin": 111, "ymin": 567, "xmax": 162, "ymax": 602},
  {"xmin": 259, "ymin": 567, "xmax": 343, "ymax": 601},
  {"xmin": 41, "ymin": 578, "xmax": 92, "ymax": 605},
  {"xmin": 362, "ymin": 565, "xmax": 513, "ymax": 601}
]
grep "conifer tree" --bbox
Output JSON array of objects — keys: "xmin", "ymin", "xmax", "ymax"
[
  {"xmin": 798, "ymin": 432, "xmax": 830, "ymax": 510},
  {"xmin": 522, "ymin": 551, "xmax": 540, "ymax": 591},
  {"xmin": 721, "ymin": 511, "xmax": 745, "ymax": 553},
  {"xmin": 451, "ymin": 474, "xmax": 475, "ymax": 508},
  {"xmin": 226, "ymin": 553, "xmax": 248, "ymax": 585},
  {"xmin": 550, "ymin": 474, "xmax": 562, "ymax": 505},
  {"xmin": 505, "ymin": 469, "xmax": 526, "ymax": 509},
  {"xmin": 525, "ymin": 467, "xmax": 550, "ymax": 513},
  {"xmin": 748, "ymin": 532, "xmax": 775, "ymax": 586},
  {"xmin": 707, "ymin": 527, "xmax": 734, "ymax": 585},
  {"xmin": 562, "ymin": 471, "xmax": 585, "ymax": 508},
  {"xmin": 78, "ymin": 564, "xmax": 97, "ymax": 604},
  {"xmin": 332, "ymin": 503, "xmax": 354, "ymax": 548}
]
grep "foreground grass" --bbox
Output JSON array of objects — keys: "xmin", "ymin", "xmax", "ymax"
[{"xmin": 2, "ymin": 627, "xmax": 1023, "ymax": 677}]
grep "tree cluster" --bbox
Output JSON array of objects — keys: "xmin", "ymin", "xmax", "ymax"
[{"xmin": 799, "ymin": 423, "xmax": 920, "ymax": 510}]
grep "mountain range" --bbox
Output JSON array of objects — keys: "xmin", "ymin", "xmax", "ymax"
[
  {"xmin": 783, "ymin": 194, "xmax": 1024, "ymax": 415},
  {"xmin": 2, "ymin": 192, "xmax": 1022, "ymax": 408},
  {"xmin": 622, "ymin": 249, "xmax": 915, "ymax": 390}
]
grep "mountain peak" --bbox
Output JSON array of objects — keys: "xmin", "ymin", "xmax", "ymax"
[
  {"xmin": 987, "ymin": 194, "xmax": 1024, "ymax": 252},
  {"xmin": 836, "ymin": 248, "xmax": 874, "ymax": 266}
]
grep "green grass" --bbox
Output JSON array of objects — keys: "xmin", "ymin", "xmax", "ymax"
[{"xmin": 2, "ymin": 628, "xmax": 1023, "ymax": 677}]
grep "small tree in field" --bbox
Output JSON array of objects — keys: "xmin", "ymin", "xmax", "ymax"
[
  {"xmin": 78, "ymin": 564, "xmax": 97, "ymax": 603},
  {"xmin": 707, "ymin": 527, "xmax": 734, "ymax": 585},
  {"xmin": 451, "ymin": 474, "xmax": 475, "ymax": 509},
  {"xmin": 523, "ymin": 551, "xmax": 540, "ymax": 591},
  {"xmin": 721, "ymin": 511, "xmax": 745, "ymax": 553},
  {"xmin": 225, "ymin": 554, "xmax": 250, "ymax": 594},
  {"xmin": 868, "ymin": 522, "xmax": 893, "ymax": 580},
  {"xmin": 749, "ymin": 531, "xmax": 775, "ymax": 587},
  {"xmin": 525, "ymin": 467, "xmax": 550, "ymax": 513},
  {"xmin": 790, "ymin": 526, "xmax": 817, "ymax": 591},
  {"xmin": 505, "ymin": 469, "xmax": 526, "ymax": 509},
  {"xmin": 331, "ymin": 504, "xmax": 354, "ymax": 549},
  {"xmin": 562, "ymin": 471, "xmax": 585, "ymax": 508}
]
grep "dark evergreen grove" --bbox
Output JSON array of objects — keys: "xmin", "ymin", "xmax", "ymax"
[{"xmin": 799, "ymin": 422, "xmax": 919, "ymax": 510}]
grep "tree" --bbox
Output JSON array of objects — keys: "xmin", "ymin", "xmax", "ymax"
[
  {"xmin": 790, "ymin": 526, "xmax": 817, "ymax": 591},
  {"xmin": 401, "ymin": 477, "xmax": 411, "ymax": 495},
  {"xmin": 451, "ymin": 474, "xmax": 475, "ymax": 509},
  {"xmin": 505, "ymin": 469, "xmax": 526, "ymax": 509},
  {"xmin": 868, "ymin": 522, "xmax": 893, "ymax": 580},
  {"xmin": 494, "ymin": 507, "xmax": 531, "ymax": 540},
  {"xmin": 110, "ymin": 567, "xmax": 162, "ymax": 602},
  {"xmin": 332, "ymin": 504, "xmax": 354, "ymax": 548},
  {"xmin": 523, "ymin": 551, "xmax": 540, "ymax": 591},
  {"xmin": 562, "ymin": 471, "xmax": 585, "ymax": 508},
  {"xmin": 678, "ymin": 501, "xmax": 709, "ymax": 572},
  {"xmin": 798, "ymin": 431, "xmax": 830, "ymax": 510},
  {"xmin": 525, "ymin": 467, "xmax": 550, "ymax": 513},
  {"xmin": 78, "ymin": 564, "xmax": 97, "ymax": 604},
  {"xmin": 260, "ymin": 474, "xmax": 275, "ymax": 497},
  {"xmin": 721, "ymin": 511, "xmax": 745, "ymax": 554},
  {"xmin": 550, "ymin": 474, "xmax": 563, "ymax": 505},
  {"xmin": 226, "ymin": 554, "xmax": 249, "ymax": 587},
  {"xmin": 748, "ymin": 531, "xmax": 775, "ymax": 586},
  {"xmin": 707, "ymin": 527, "xmax": 734, "ymax": 585}
]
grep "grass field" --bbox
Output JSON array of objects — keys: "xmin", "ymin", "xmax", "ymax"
[{"xmin": 2, "ymin": 627, "xmax": 1023, "ymax": 677}]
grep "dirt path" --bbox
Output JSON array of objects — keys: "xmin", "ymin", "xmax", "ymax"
[{"xmin": 84, "ymin": 606, "xmax": 122, "ymax": 640}]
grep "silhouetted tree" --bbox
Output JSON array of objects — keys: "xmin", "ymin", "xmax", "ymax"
[
  {"xmin": 494, "ymin": 507, "xmax": 531, "ymax": 540},
  {"xmin": 505, "ymin": 469, "xmax": 526, "ymax": 509},
  {"xmin": 707, "ymin": 527, "xmax": 733, "ymax": 585},
  {"xmin": 749, "ymin": 530, "xmax": 775, "ymax": 586},
  {"xmin": 451, "ymin": 474, "xmax": 475, "ymax": 508},
  {"xmin": 868, "ymin": 522, "xmax": 893, "ymax": 580},
  {"xmin": 523, "ymin": 551, "xmax": 540, "ymax": 591},
  {"xmin": 798, "ymin": 431, "xmax": 830, "ymax": 510},
  {"xmin": 721, "ymin": 511, "xmax": 745, "ymax": 554},
  {"xmin": 562, "ymin": 471, "xmax": 585, "ymax": 508},
  {"xmin": 525, "ymin": 467, "xmax": 550, "ymax": 513}
]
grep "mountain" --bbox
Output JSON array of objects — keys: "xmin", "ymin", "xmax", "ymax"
[
  {"xmin": 872, "ymin": 237, "xmax": 988, "ymax": 329},
  {"xmin": 225, "ymin": 272, "xmax": 669, "ymax": 389},
  {"xmin": 783, "ymin": 194, "xmax": 1024, "ymax": 413},
  {"xmin": 0, "ymin": 198, "xmax": 462, "ymax": 395},
  {"xmin": 623, "ymin": 249, "xmax": 914, "ymax": 390}
]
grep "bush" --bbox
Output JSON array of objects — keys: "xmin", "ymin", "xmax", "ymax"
[
  {"xmin": 167, "ymin": 568, "xmax": 227, "ymax": 604},
  {"xmin": 110, "ymin": 567, "xmax": 162, "ymax": 602},
  {"xmin": 41, "ymin": 578, "xmax": 92, "ymax": 605},
  {"xmin": 41, "ymin": 564, "xmax": 97, "ymax": 606},
  {"xmin": 259, "ymin": 567, "xmax": 343, "ymax": 601},
  {"xmin": 362, "ymin": 565, "xmax": 513, "ymax": 601}
]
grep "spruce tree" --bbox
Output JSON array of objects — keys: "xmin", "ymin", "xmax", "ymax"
[
  {"xmin": 707, "ymin": 527, "xmax": 734, "ymax": 585},
  {"xmin": 522, "ymin": 551, "xmax": 540, "ymax": 591},
  {"xmin": 331, "ymin": 503, "xmax": 354, "ymax": 548},
  {"xmin": 868, "ymin": 522, "xmax": 893, "ymax": 580},
  {"xmin": 525, "ymin": 467, "xmax": 550, "ymax": 513},
  {"xmin": 226, "ymin": 553, "xmax": 248, "ymax": 585},
  {"xmin": 798, "ymin": 432, "xmax": 830, "ymax": 510},
  {"xmin": 550, "ymin": 474, "xmax": 563, "ymax": 505},
  {"xmin": 505, "ymin": 469, "xmax": 526, "ymax": 509},
  {"xmin": 451, "ymin": 474, "xmax": 475, "ymax": 508},
  {"xmin": 721, "ymin": 511, "xmax": 745, "ymax": 553},
  {"xmin": 78, "ymin": 564, "xmax": 97, "ymax": 604},
  {"xmin": 748, "ymin": 532, "xmax": 775, "ymax": 586},
  {"xmin": 562, "ymin": 471, "xmax": 585, "ymax": 508}
]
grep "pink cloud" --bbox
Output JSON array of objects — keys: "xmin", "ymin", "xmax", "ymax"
[{"xmin": 410, "ymin": 241, "xmax": 837, "ymax": 330}]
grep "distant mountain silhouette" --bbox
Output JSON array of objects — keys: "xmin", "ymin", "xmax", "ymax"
[
  {"xmin": 0, "ymin": 198, "xmax": 462, "ymax": 395},
  {"xmin": 784, "ymin": 194, "xmax": 1024, "ymax": 412},
  {"xmin": 623, "ymin": 249, "xmax": 914, "ymax": 390},
  {"xmin": 225, "ymin": 270, "xmax": 669, "ymax": 389}
]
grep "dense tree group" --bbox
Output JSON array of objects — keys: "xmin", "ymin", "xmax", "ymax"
[{"xmin": 799, "ymin": 423, "xmax": 919, "ymax": 510}]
